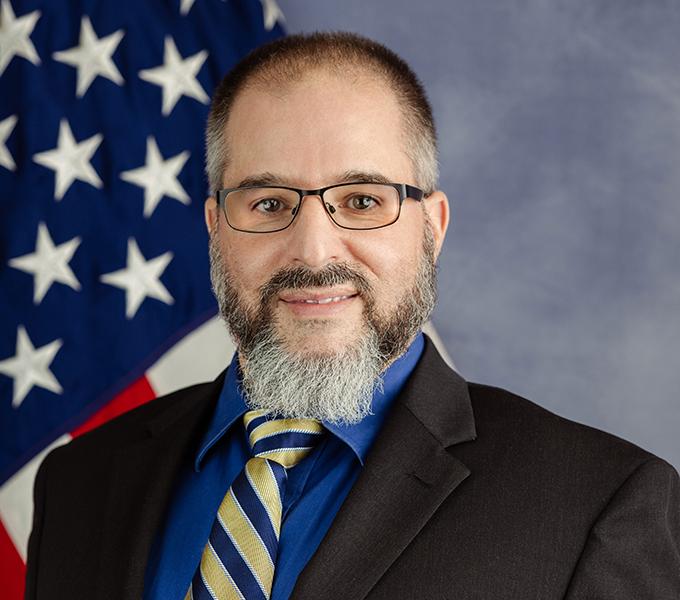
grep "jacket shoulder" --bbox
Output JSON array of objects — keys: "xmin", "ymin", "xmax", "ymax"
[
  {"xmin": 465, "ymin": 381, "xmax": 674, "ymax": 476},
  {"xmin": 44, "ymin": 375, "xmax": 223, "ymax": 466}
]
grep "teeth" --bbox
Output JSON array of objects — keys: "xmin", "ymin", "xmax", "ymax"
[{"xmin": 301, "ymin": 295, "xmax": 350, "ymax": 304}]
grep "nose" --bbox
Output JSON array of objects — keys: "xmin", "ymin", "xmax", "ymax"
[{"xmin": 284, "ymin": 194, "xmax": 345, "ymax": 268}]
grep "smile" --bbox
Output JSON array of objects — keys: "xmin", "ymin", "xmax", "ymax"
[
  {"xmin": 287, "ymin": 295, "xmax": 356, "ymax": 305},
  {"xmin": 278, "ymin": 290, "xmax": 360, "ymax": 316}
]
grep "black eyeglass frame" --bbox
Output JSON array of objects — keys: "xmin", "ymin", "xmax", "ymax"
[{"xmin": 215, "ymin": 181, "xmax": 425, "ymax": 233}]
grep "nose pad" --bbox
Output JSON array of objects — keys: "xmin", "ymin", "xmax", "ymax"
[{"xmin": 290, "ymin": 196, "xmax": 335, "ymax": 221}]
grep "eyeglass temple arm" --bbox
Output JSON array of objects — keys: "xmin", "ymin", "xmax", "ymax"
[{"xmin": 401, "ymin": 183, "xmax": 425, "ymax": 202}]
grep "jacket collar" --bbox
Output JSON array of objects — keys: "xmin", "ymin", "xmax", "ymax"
[
  {"xmin": 292, "ymin": 335, "xmax": 476, "ymax": 600},
  {"xmin": 96, "ymin": 374, "xmax": 223, "ymax": 600}
]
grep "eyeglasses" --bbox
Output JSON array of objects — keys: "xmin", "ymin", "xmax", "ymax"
[{"xmin": 215, "ymin": 181, "xmax": 425, "ymax": 233}]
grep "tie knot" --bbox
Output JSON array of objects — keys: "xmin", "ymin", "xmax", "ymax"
[{"xmin": 243, "ymin": 410, "xmax": 325, "ymax": 469}]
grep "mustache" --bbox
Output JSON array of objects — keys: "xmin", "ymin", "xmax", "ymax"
[{"xmin": 258, "ymin": 263, "xmax": 373, "ymax": 305}]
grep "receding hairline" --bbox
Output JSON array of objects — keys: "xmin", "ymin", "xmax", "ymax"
[
  {"xmin": 219, "ymin": 64, "xmax": 421, "ymax": 186},
  {"xmin": 242, "ymin": 49, "xmax": 397, "ymax": 89},
  {"xmin": 221, "ymin": 64, "xmax": 410, "ymax": 173},
  {"xmin": 206, "ymin": 32, "xmax": 439, "ymax": 194}
]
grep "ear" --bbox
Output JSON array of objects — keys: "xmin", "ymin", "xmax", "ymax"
[
  {"xmin": 423, "ymin": 190, "xmax": 449, "ymax": 259},
  {"xmin": 205, "ymin": 196, "xmax": 219, "ymax": 234}
]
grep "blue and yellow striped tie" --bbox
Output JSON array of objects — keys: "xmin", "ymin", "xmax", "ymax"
[{"xmin": 187, "ymin": 409, "xmax": 325, "ymax": 600}]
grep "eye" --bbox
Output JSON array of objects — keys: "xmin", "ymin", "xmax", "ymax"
[
  {"xmin": 348, "ymin": 194, "xmax": 379, "ymax": 210},
  {"xmin": 253, "ymin": 197, "xmax": 284, "ymax": 213}
]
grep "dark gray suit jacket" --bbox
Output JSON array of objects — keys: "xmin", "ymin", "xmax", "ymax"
[{"xmin": 25, "ymin": 337, "xmax": 680, "ymax": 599}]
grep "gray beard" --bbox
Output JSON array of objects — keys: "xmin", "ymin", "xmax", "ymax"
[
  {"xmin": 208, "ymin": 226, "xmax": 437, "ymax": 424},
  {"xmin": 232, "ymin": 323, "xmax": 385, "ymax": 425}
]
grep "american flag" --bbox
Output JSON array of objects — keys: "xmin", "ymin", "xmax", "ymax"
[{"xmin": 0, "ymin": 0, "xmax": 283, "ymax": 596}]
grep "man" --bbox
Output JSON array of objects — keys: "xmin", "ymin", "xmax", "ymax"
[{"xmin": 26, "ymin": 32, "xmax": 679, "ymax": 599}]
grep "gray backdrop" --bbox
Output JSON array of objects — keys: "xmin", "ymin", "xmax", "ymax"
[{"xmin": 277, "ymin": 0, "xmax": 680, "ymax": 469}]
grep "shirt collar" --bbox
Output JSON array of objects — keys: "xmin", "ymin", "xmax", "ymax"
[
  {"xmin": 323, "ymin": 333, "xmax": 424, "ymax": 464},
  {"xmin": 195, "ymin": 333, "xmax": 425, "ymax": 470},
  {"xmin": 194, "ymin": 353, "xmax": 247, "ymax": 471}
]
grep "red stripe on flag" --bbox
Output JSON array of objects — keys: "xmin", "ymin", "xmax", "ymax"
[
  {"xmin": 0, "ymin": 519, "xmax": 25, "ymax": 600},
  {"xmin": 71, "ymin": 376, "xmax": 157, "ymax": 438}
]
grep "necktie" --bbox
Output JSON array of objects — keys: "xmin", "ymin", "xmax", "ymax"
[{"xmin": 187, "ymin": 409, "xmax": 325, "ymax": 600}]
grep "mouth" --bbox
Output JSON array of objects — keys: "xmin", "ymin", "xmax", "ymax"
[
  {"xmin": 281, "ymin": 293, "xmax": 358, "ymax": 305},
  {"xmin": 278, "ymin": 289, "xmax": 360, "ymax": 315}
]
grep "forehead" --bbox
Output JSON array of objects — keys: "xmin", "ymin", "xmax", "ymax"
[{"xmin": 223, "ymin": 70, "xmax": 414, "ymax": 188}]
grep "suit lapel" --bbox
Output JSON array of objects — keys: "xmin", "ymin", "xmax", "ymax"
[
  {"xmin": 292, "ymin": 338, "xmax": 476, "ymax": 600},
  {"xmin": 95, "ymin": 375, "xmax": 223, "ymax": 600}
]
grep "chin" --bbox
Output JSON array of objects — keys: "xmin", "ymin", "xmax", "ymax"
[{"xmin": 278, "ymin": 320, "xmax": 360, "ymax": 356}]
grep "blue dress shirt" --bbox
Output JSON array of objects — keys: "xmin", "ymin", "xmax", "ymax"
[{"xmin": 144, "ymin": 333, "xmax": 425, "ymax": 600}]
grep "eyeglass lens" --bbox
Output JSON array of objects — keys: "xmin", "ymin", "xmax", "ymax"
[{"xmin": 223, "ymin": 183, "xmax": 400, "ymax": 232}]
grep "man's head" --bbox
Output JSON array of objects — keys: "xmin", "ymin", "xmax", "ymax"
[
  {"xmin": 204, "ymin": 32, "xmax": 449, "ymax": 423},
  {"xmin": 205, "ymin": 32, "xmax": 439, "ymax": 197}
]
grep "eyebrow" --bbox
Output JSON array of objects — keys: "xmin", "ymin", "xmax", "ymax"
[
  {"xmin": 235, "ymin": 170, "xmax": 393, "ymax": 189},
  {"xmin": 236, "ymin": 172, "xmax": 286, "ymax": 188},
  {"xmin": 336, "ymin": 170, "xmax": 392, "ymax": 185}
]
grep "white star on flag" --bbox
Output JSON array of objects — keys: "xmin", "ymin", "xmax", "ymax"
[
  {"xmin": 52, "ymin": 15, "xmax": 125, "ymax": 98},
  {"xmin": 260, "ymin": 0, "xmax": 284, "ymax": 31},
  {"xmin": 100, "ymin": 238, "xmax": 174, "ymax": 319},
  {"xmin": 120, "ymin": 136, "xmax": 190, "ymax": 218},
  {"xmin": 180, "ymin": 0, "xmax": 196, "ymax": 16},
  {"xmin": 138, "ymin": 36, "xmax": 209, "ymax": 116},
  {"xmin": 0, "ymin": 113, "xmax": 17, "ymax": 170},
  {"xmin": 0, "ymin": 325, "xmax": 63, "ymax": 409},
  {"xmin": 8, "ymin": 222, "xmax": 82, "ymax": 304},
  {"xmin": 32, "ymin": 119, "xmax": 103, "ymax": 201},
  {"xmin": 0, "ymin": 0, "xmax": 41, "ymax": 76}
]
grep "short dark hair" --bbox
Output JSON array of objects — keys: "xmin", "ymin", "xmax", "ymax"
[{"xmin": 205, "ymin": 32, "xmax": 439, "ymax": 195}]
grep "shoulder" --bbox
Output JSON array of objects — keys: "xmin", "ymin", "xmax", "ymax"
[
  {"xmin": 41, "ymin": 374, "xmax": 224, "ymax": 472},
  {"xmin": 463, "ymin": 381, "xmax": 677, "ymax": 485}
]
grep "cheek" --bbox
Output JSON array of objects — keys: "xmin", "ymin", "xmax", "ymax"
[
  {"xmin": 353, "ymin": 239, "xmax": 421, "ymax": 305},
  {"xmin": 363, "ymin": 217, "xmax": 424, "ymax": 274},
  {"xmin": 221, "ymin": 238, "xmax": 271, "ymax": 302}
]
